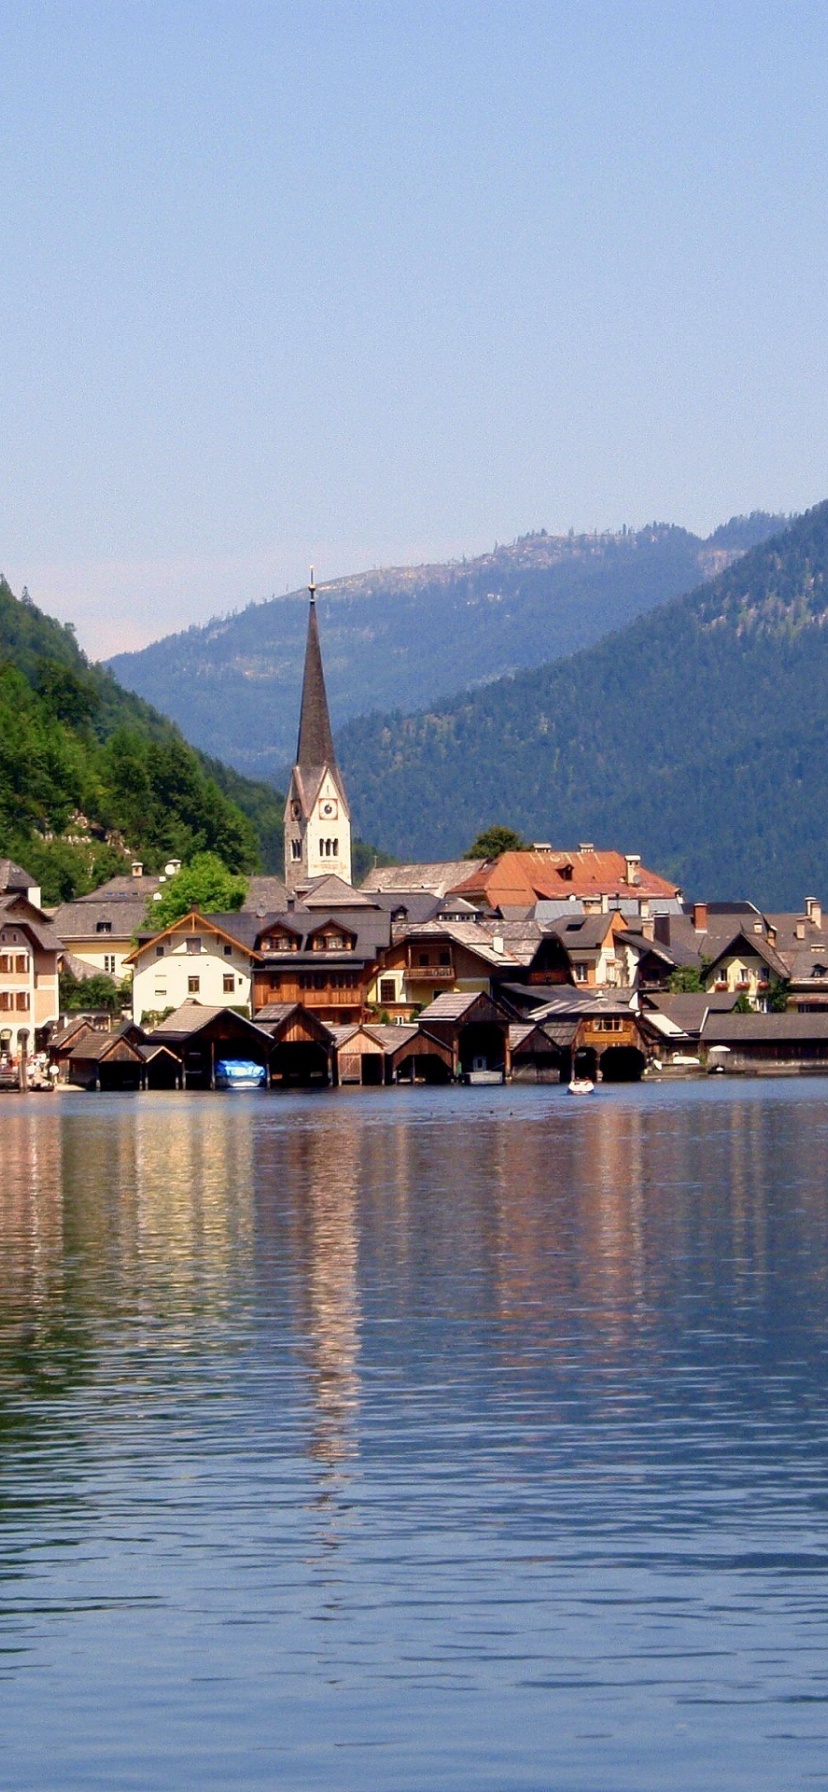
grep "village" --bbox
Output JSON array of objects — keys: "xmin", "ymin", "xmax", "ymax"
[{"xmin": 3, "ymin": 590, "xmax": 828, "ymax": 1093}]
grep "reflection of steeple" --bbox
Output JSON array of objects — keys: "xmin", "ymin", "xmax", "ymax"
[{"xmin": 296, "ymin": 571, "xmax": 337, "ymax": 776}]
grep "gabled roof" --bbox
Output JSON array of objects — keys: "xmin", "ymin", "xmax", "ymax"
[
  {"xmin": 74, "ymin": 874, "xmax": 162, "ymax": 901},
  {"xmin": 0, "ymin": 859, "xmax": 37, "ymax": 894},
  {"xmin": 400, "ymin": 919, "xmax": 519, "ymax": 967},
  {"xmin": 702, "ymin": 1011, "xmax": 828, "ymax": 1043},
  {"xmin": 0, "ymin": 895, "xmax": 63, "ymax": 952},
  {"xmin": 298, "ymin": 874, "xmax": 374, "ymax": 907},
  {"xmin": 371, "ymin": 890, "xmax": 442, "ymax": 926},
  {"xmin": 417, "ymin": 990, "xmax": 508, "ymax": 1023},
  {"xmin": 126, "ymin": 908, "xmax": 261, "ymax": 964},
  {"xmin": 150, "ymin": 1001, "xmax": 273, "ymax": 1041},
  {"xmin": 705, "ymin": 929, "xmax": 790, "ymax": 980}
]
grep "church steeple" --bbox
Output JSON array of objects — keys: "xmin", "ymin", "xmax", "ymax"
[
  {"xmin": 296, "ymin": 570, "xmax": 336, "ymax": 774},
  {"xmin": 284, "ymin": 570, "xmax": 352, "ymax": 893}
]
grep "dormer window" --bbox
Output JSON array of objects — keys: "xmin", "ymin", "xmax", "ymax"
[
  {"xmin": 265, "ymin": 931, "xmax": 299, "ymax": 952},
  {"xmin": 96, "ymin": 921, "xmax": 112, "ymax": 934},
  {"xmin": 291, "ymin": 840, "xmax": 302, "ymax": 861},
  {"xmin": 309, "ymin": 927, "xmax": 354, "ymax": 953}
]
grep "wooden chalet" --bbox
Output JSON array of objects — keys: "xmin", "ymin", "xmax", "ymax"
[
  {"xmin": 149, "ymin": 1003, "xmax": 276, "ymax": 1089},
  {"xmin": 253, "ymin": 889, "xmax": 391, "ymax": 1026}
]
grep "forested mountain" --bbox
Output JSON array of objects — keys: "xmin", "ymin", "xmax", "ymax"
[
  {"xmin": 108, "ymin": 515, "xmax": 787, "ymax": 780},
  {"xmin": 0, "ymin": 578, "xmax": 285, "ymax": 901},
  {"xmin": 335, "ymin": 504, "xmax": 828, "ymax": 910}
]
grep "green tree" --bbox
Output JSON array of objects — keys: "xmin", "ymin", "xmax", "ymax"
[
  {"xmin": 766, "ymin": 977, "xmax": 791, "ymax": 1012},
  {"xmin": 464, "ymin": 825, "xmax": 529, "ymax": 860},
  {"xmin": 667, "ymin": 965, "xmax": 706, "ymax": 993},
  {"xmin": 59, "ymin": 969, "xmax": 131, "ymax": 1013},
  {"xmin": 148, "ymin": 852, "xmax": 248, "ymax": 928}
]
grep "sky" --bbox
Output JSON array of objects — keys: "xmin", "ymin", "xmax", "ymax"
[{"xmin": 2, "ymin": 0, "xmax": 828, "ymax": 657}]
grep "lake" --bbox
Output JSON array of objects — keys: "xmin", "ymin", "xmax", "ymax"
[{"xmin": 1, "ymin": 1079, "xmax": 828, "ymax": 1790}]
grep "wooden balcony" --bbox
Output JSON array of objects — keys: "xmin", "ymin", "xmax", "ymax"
[{"xmin": 406, "ymin": 964, "xmax": 455, "ymax": 981}]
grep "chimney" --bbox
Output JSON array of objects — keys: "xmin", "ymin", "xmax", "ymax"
[
  {"xmin": 638, "ymin": 896, "xmax": 650, "ymax": 920},
  {"xmin": 131, "ymin": 860, "xmax": 144, "ymax": 878},
  {"xmin": 654, "ymin": 914, "xmax": 670, "ymax": 945},
  {"xmin": 492, "ymin": 933, "xmax": 504, "ymax": 954},
  {"xmin": 805, "ymin": 896, "xmax": 822, "ymax": 928},
  {"xmin": 582, "ymin": 894, "xmax": 601, "ymax": 915},
  {"xmin": 601, "ymin": 892, "xmax": 608, "ymax": 914},
  {"xmin": 624, "ymin": 853, "xmax": 641, "ymax": 886},
  {"xmin": 287, "ymin": 895, "xmax": 295, "ymax": 912},
  {"xmin": 692, "ymin": 902, "xmax": 708, "ymax": 932},
  {"xmin": 164, "ymin": 859, "xmax": 182, "ymax": 877},
  {"xmin": 579, "ymin": 842, "xmax": 595, "ymax": 854},
  {"xmin": 795, "ymin": 916, "xmax": 806, "ymax": 940}
]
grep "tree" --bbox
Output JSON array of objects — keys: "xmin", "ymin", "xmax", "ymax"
[
  {"xmin": 464, "ymin": 825, "xmax": 529, "ymax": 860},
  {"xmin": 59, "ymin": 968, "xmax": 131, "ymax": 1013},
  {"xmin": 148, "ymin": 852, "xmax": 248, "ymax": 928},
  {"xmin": 667, "ymin": 965, "xmax": 706, "ymax": 993}
]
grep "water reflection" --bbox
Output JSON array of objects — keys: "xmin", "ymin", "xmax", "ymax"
[{"xmin": 0, "ymin": 1084, "xmax": 828, "ymax": 1789}]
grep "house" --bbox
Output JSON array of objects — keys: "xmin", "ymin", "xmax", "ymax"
[
  {"xmin": 370, "ymin": 919, "xmax": 521, "ymax": 1018},
  {"xmin": 283, "ymin": 577, "xmax": 352, "ymax": 892},
  {"xmin": 703, "ymin": 929, "xmax": 790, "ymax": 1005},
  {"xmin": 0, "ymin": 858, "xmax": 43, "ymax": 909},
  {"xmin": 500, "ymin": 982, "xmax": 648, "ymax": 1081},
  {"xmin": 0, "ymin": 887, "xmax": 63, "ymax": 1058},
  {"xmin": 253, "ymin": 886, "xmax": 391, "ymax": 1026},
  {"xmin": 638, "ymin": 991, "xmax": 738, "ymax": 1066},
  {"xmin": 126, "ymin": 909, "xmax": 261, "ymax": 1023}
]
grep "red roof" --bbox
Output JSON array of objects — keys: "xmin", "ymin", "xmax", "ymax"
[{"xmin": 449, "ymin": 849, "xmax": 680, "ymax": 909}]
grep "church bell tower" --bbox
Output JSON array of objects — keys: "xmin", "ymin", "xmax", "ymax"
[{"xmin": 284, "ymin": 571, "xmax": 352, "ymax": 893}]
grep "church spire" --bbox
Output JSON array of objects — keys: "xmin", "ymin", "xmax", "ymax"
[
  {"xmin": 296, "ymin": 567, "xmax": 336, "ymax": 772},
  {"xmin": 284, "ymin": 568, "xmax": 352, "ymax": 892}
]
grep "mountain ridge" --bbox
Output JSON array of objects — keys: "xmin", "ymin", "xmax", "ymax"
[
  {"xmin": 333, "ymin": 504, "xmax": 828, "ymax": 908},
  {"xmin": 107, "ymin": 514, "xmax": 787, "ymax": 779}
]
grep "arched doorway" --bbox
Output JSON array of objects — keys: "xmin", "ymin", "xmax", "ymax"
[{"xmin": 573, "ymin": 1045, "xmax": 598, "ymax": 1082}]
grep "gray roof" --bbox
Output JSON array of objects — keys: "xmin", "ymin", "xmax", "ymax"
[
  {"xmin": 372, "ymin": 890, "xmax": 442, "ymax": 926},
  {"xmin": 242, "ymin": 875, "xmax": 288, "ymax": 913},
  {"xmin": 75, "ymin": 874, "xmax": 162, "ymax": 901},
  {"xmin": 417, "ymin": 991, "xmax": 495, "ymax": 1022},
  {"xmin": 361, "ymin": 861, "xmax": 485, "ymax": 898},
  {"xmin": 0, "ymin": 859, "xmax": 38, "ymax": 894},
  {"xmin": 151, "ymin": 1002, "xmax": 273, "ymax": 1041},
  {"xmin": 256, "ymin": 905, "xmax": 391, "ymax": 961},
  {"xmin": 702, "ymin": 1012, "xmax": 828, "ymax": 1043},
  {"xmin": 705, "ymin": 929, "xmax": 791, "ymax": 980},
  {"xmin": 53, "ymin": 898, "xmax": 148, "ymax": 937},
  {"xmin": 0, "ymin": 894, "xmax": 63, "ymax": 952},
  {"xmin": 298, "ymin": 874, "xmax": 375, "ymax": 907},
  {"xmin": 534, "ymin": 897, "xmax": 684, "ymax": 923}
]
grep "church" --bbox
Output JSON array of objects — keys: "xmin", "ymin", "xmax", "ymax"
[{"xmin": 283, "ymin": 572, "xmax": 352, "ymax": 893}]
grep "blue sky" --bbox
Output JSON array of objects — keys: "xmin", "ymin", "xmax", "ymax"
[{"xmin": 2, "ymin": 1, "xmax": 827, "ymax": 654}]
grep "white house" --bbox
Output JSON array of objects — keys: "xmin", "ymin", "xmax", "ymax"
[{"xmin": 126, "ymin": 909, "xmax": 259, "ymax": 1025}]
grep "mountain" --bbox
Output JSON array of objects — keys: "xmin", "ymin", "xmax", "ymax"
[
  {"xmin": 333, "ymin": 506, "xmax": 828, "ymax": 909},
  {"xmin": 107, "ymin": 516, "xmax": 787, "ymax": 781},
  {"xmin": 0, "ymin": 577, "xmax": 286, "ymax": 902}
]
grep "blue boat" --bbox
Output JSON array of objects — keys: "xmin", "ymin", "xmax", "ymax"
[{"xmin": 215, "ymin": 1059, "xmax": 267, "ymax": 1091}]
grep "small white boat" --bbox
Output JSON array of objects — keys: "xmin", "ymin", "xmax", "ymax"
[{"xmin": 567, "ymin": 1077, "xmax": 595, "ymax": 1095}]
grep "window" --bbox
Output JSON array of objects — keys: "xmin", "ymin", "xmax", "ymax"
[
  {"xmin": 418, "ymin": 952, "xmax": 429, "ymax": 966},
  {"xmin": 95, "ymin": 921, "xmax": 112, "ymax": 934},
  {"xmin": 15, "ymin": 955, "xmax": 27, "ymax": 974},
  {"xmin": 291, "ymin": 840, "xmax": 302, "ymax": 861},
  {"xmin": 186, "ymin": 937, "xmax": 202, "ymax": 955},
  {"xmin": 574, "ymin": 963, "xmax": 588, "ymax": 982},
  {"xmin": 155, "ymin": 944, "xmax": 164, "ymax": 957},
  {"xmin": 0, "ymin": 956, "xmax": 8, "ymax": 974},
  {"xmin": 103, "ymin": 955, "xmax": 116, "ymax": 975},
  {"xmin": 223, "ymin": 944, "xmax": 232, "ymax": 956},
  {"xmin": 223, "ymin": 974, "xmax": 235, "ymax": 994},
  {"xmin": 15, "ymin": 991, "xmax": 29, "ymax": 1011},
  {"xmin": 188, "ymin": 975, "xmax": 200, "ymax": 994},
  {"xmin": 0, "ymin": 992, "xmax": 10, "ymax": 1011},
  {"xmin": 439, "ymin": 950, "xmax": 450, "ymax": 966},
  {"xmin": 379, "ymin": 978, "xmax": 396, "ymax": 1004}
]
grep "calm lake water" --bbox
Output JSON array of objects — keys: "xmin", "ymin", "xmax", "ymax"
[{"xmin": 1, "ymin": 1080, "xmax": 828, "ymax": 1790}]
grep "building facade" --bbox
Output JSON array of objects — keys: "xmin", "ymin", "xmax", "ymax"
[{"xmin": 284, "ymin": 578, "xmax": 352, "ymax": 892}]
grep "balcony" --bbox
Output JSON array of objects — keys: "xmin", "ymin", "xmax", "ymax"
[{"xmin": 407, "ymin": 963, "xmax": 455, "ymax": 980}]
